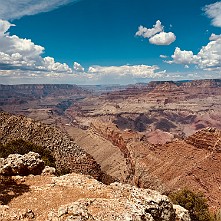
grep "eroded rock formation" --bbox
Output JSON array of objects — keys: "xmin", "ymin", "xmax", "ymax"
[
  {"xmin": 186, "ymin": 127, "xmax": 221, "ymax": 152},
  {"xmin": 85, "ymin": 119, "xmax": 221, "ymax": 209}
]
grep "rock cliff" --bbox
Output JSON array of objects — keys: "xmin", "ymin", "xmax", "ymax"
[
  {"xmin": 0, "ymin": 112, "xmax": 107, "ymax": 181},
  {"xmin": 0, "ymin": 84, "xmax": 88, "ymax": 98},
  {"xmin": 185, "ymin": 127, "xmax": 221, "ymax": 152},
  {"xmin": 84, "ymin": 120, "xmax": 221, "ymax": 209},
  {"xmin": 104, "ymin": 79, "xmax": 221, "ymax": 102}
]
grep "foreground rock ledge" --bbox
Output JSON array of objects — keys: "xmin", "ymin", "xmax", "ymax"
[{"xmin": 0, "ymin": 173, "xmax": 190, "ymax": 221}]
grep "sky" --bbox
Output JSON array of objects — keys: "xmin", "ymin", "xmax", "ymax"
[{"xmin": 0, "ymin": 0, "xmax": 220, "ymax": 85}]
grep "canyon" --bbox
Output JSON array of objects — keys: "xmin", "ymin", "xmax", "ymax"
[{"xmin": 0, "ymin": 79, "xmax": 221, "ymax": 210}]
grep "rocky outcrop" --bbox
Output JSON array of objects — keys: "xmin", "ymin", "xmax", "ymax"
[
  {"xmin": 89, "ymin": 79, "xmax": 221, "ymax": 101},
  {"xmin": 0, "ymin": 152, "xmax": 44, "ymax": 176},
  {"xmin": 173, "ymin": 205, "xmax": 191, "ymax": 221},
  {"xmin": 47, "ymin": 174, "xmax": 188, "ymax": 221},
  {"xmin": 42, "ymin": 166, "xmax": 56, "ymax": 175},
  {"xmin": 48, "ymin": 198, "xmax": 171, "ymax": 221},
  {"xmin": 0, "ymin": 172, "xmax": 190, "ymax": 221},
  {"xmin": 185, "ymin": 127, "xmax": 221, "ymax": 152},
  {"xmin": 0, "ymin": 112, "xmax": 105, "ymax": 181}
]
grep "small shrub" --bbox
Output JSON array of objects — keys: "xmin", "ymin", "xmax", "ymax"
[
  {"xmin": 0, "ymin": 139, "xmax": 56, "ymax": 168},
  {"xmin": 169, "ymin": 188, "xmax": 211, "ymax": 221},
  {"xmin": 56, "ymin": 167, "xmax": 71, "ymax": 176}
]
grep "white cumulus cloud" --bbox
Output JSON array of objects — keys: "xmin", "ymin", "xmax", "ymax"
[
  {"xmin": 0, "ymin": 19, "xmax": 168, "ymax": 84},
  {"xmin": 135, "ymin": 20, "xmax": 163, "ymax": 38},
  {"xmin": 135, "ymin": 20, "xmax": 176, "ymax": 46},
  {"xmin": 149, "ymin": 32, "xmax": 176, "ymax": 45},
  {"xmin": 167, "ymin": 47, "xmax": 198, "ymax": 65},
  {"xmin": 0, "ymin": 20, "xmax": 15, "ymax": 36},
  {"xmin": 0, "ymin": 19, "xmax": 72, "ymax": 75},
  {"xmin": 0, "ymin": 0, "xmax": 79, "ymax": 20},
  {"xmin": 167, "ymin": 34, "xmax": 221, "ymax": 71},
  {"xmin": 203, "ymin": 1, "xmax": 221, "ymax": 27},
  {"xmin": 73, "ymin": 62, "xmax": 85, "ymax": 72},
  {"xmin": 87, "ymin": 64, "xmax": 165, "ymax": 79},
  {"xmin": 209, "ymin": 33, "xmax": 221, "ymax": 41},
  {"xmin": 43, "ymin": 57, "xmax": 72, "ymax": 72}
]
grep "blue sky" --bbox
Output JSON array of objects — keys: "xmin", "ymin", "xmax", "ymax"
[{"xmin": 0, "ymin": 0, "xmax": 220, "ymax": 84}]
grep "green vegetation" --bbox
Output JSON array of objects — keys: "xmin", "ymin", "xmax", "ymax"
[
  {"xmin": 169, "ymin": 189, "xmax": 211, "ymax": 221},
  {"xmin": 57, "ymin": 167, "xmax": 71, "ymax": 176},
  {"xmin": 0, "ymin": 139, "xmax": 55, "ymax": 167}
]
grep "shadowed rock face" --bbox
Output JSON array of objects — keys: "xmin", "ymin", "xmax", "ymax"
[
  {"xmin": 0, "ymin": 112, "xmax": 107, "ymax": 181},
  {"xmin": 113, "ymin": 113, "xmax": 154, "ymax": 132}
]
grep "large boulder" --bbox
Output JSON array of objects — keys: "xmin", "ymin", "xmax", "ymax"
[
  {"xmin": 42, "ymin": 166, "xmax": 56, "ymax": 175},
  {"xmin": 0, "ymin": 152, "xmax": 45, "ymax": 175}
]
